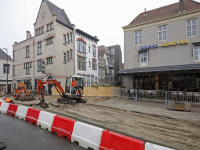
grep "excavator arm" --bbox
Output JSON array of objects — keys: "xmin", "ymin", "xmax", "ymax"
[{"xmin": 37, "ymin": 79, "xmax": 65, "ymax": 108}]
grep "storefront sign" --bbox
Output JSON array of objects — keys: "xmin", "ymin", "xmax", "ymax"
[
  {"xmin": 161, "ymin": 39, "xmax": 189, "ymax": 47},
  {"xmin": 140, "ymin": 44, "xmax": 158, "ymax": 50}
]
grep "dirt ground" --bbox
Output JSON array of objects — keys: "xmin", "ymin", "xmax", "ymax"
[{"xmin": 4, "ymin": 95, "xmax": 200, "ymax": 150}]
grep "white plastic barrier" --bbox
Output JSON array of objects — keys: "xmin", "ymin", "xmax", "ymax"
[
  {"xmin": 71, "ymin": 121, "xmax": 103, "ymax": 150},
  {"xmin": 145, "ymin": 142, "xmax": 175, "ymax": 150},
  {"xmin": 15, "ymin": 106, "xmax": 29, "ymax": 120},
  {"xmin": 0, "ymin": 103, "xmax": 10, "ymax": 114},
  {"xmin": 0, "ymin": 99, "xmax": 5, "ymax": 103},
  {"xmin": 37, "ymin": 111, "xmax": 56, "ymax": 131}
]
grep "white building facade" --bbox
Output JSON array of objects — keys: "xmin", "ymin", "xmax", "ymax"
[
  {"xmin": 0, "ymin": 48, "xmax": 13, "ymax": 94},
  {"xmin": 74, "ymin": 28, "xmax": 99, "ymax": 87}
]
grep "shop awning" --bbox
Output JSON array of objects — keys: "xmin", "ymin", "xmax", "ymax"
[{"xmin": 118, "ymin": 63, "xmax": 200, "ymax": 74}]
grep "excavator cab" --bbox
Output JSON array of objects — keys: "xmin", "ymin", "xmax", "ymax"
[{"xmin": 65, "ymin": 76, "xmax": 84, "ymax": 98}]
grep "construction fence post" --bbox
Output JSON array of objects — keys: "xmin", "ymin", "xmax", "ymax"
[{"xmin": 135, "ymin": 89, "xmax": 137, "ymax": 101}]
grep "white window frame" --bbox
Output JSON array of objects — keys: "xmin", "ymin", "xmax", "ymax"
[
  {"xmin": 38, "ymin": 42, "xmax": 42, "ymax": 54},
  {"xmin": 134, "ymin": 30, "xmax": 142, "ymax": 45},
  {"xmin": 111, "ymin": 48, "xmax": 115, "ymax": 55},
  {"xmin": 158, "ymin": 25, "xmax": 167, "ymax": 41},
  {"xmin": 140, "ymin": 52, "xmax": 148, "ymax": 66},
  {"xmin": 193, "ymin": 44, "xmax": 200, "ymax": 61},
  {"xmin": 187, "ymin": 18, "xmax": 198, "ymax": 38}
]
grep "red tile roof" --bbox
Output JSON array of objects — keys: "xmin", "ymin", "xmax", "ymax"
[{"xmin": 129, "ymin": 0, "xmax": 200, "ymax": 26}]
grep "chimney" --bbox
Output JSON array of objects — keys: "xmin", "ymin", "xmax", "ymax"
[
  {"xmin": 71, "ymin": 24, "xmax": 76, "ymax": 30},
  {"xmin": 144, "ymin": 8, "xmax": 147, "ymax": 16},
  {"xmin": 179, "ymin": 0, "xmax": 185, "ymax": 13},
  {"xmin": 26, "ymin": 31, "xmax": 31, "ymax": 39},
  {"xmin": 94, "ymin": 36, "xmax": 97, "ymax": 39},
  {"xmin": 14, "ymin": 41, "xmax": 18, "ymax": 44}
]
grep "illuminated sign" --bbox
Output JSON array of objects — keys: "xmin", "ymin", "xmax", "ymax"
[
  {"xmin": 161, "ymin": 39, "xmax": 189, "ymax": 47},
  {"xmin": 140, "ymin": 44, "xmax": 158, "ymax": 50}
]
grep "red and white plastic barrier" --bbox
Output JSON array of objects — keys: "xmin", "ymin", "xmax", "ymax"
[
  {"xmin": 15, "ymin": 106, "xmax": 29, "ymax": 120},
  {"xmin": 0, "ymin": 103, "xmax": 175, "ymax": 150},
  {"xmin": 145, "ymin": 142, "xmax": 175, "ymax": 150},
  {"xmin": 51, "ymin": 115, "xmax": 76, "ymax": 141},
  {"xmin": 100, "ymin": 130, "xmax": 145, "ymax": 150},
  {"xmin": 0, "ymin": 103, "xmax": 10, "ymax": 114},
  {"xmin": 71, "ymin": 121, "xmax": 103, "ymax": 150},
  {"xmin": 7, "ymin": 104, "xmax": 18, "ymax": 117},
  {"xmin": 37, "ymin": 111, "xmax": 56, "ymax": 132},
  {"xmin": 26, "ymin": 108, "xmax": 41, "ymax": 125}
]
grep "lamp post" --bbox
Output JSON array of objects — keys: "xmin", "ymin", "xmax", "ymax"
[{"xmin": 3, "ymin": 48, "xmax": 8, "ymax": 95}]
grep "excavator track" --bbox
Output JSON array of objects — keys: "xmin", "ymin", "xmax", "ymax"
[{"xmin": 57, "ymin": 98, "xmax": 77, "ymax": 105}]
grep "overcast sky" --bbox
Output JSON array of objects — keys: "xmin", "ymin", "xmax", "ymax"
[{"xmin": 1, "ymin": 0, "xmax": 199, "ymax": 62}]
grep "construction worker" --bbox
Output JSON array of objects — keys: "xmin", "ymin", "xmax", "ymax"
[
  {"xmin": 5, "ymin": 98, "xmax": 14, "ymax": 104},
  {"xmin": 71, "ymin": 78, "xmax": 77, "ymax": 94},
  {"xmin": 17, "ymin": 81, "xmax": 26, "ymax": 90}
]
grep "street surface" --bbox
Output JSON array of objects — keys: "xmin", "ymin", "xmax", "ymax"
[{"xmin": 0, "ymin": 113, "xmax": 84, "ymax": 150}]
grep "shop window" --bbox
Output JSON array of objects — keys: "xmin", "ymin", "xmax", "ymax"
[
  {"xmin": 187, "ymin": 18, "xmax": 197, "ymax": 37},
  {"xmin": 158, "ymin": 25, "xmax": 167, "ymax": 41},
  {"xmin": 135, "ymin": 30, "xmax": 142, "ymax": 45},
  {"xmin": 140, "ymin": 52, "xmax": 148, "ymax": 66}
]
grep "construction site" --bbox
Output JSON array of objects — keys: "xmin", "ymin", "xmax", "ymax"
[{"xmin": 3, "ymin": 93, "xmax": 200, "ymax": 150}]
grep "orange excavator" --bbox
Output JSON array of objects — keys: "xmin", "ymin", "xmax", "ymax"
[
  {"xmin": 37, "ymin": 75, "xmax": 86, "ymax": 108},
  {"xmin": 13, "ymin": 82, "xmax": 34, "ymax": 101}
]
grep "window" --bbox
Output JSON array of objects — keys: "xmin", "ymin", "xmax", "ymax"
[
  {"xmin": 102, "ymin": 70, "xmax": 105, "ymax": 78},
  {"xmin": 50, "ymin": 22, "xmax": 53, "ymax": 29},
  {"xmin": 47, "ymin": 57, "xmax": 53, "ymax": 64},
  {"xmin": 88, "ymin": 46, "xmax": 90, "ymax": 52},
  {"xmin": 93, "ymin": 45, "xmax": 96, "ymax": 57},
  {"xmin": 111, "ymin": 57, "xmax": 115, "ymax": 65},
  {"xmin": 135, "ymin": 30, "xmax": 142, "ymax": 45},
  {"xmin": 67, "ymin": 34, "xmax": 69, "ymax": 43},
  {"xmin": 102, "ymin": 60, "xmax": 105, "ymax": 66},
  {"xmin": 47, "ymin": 22, "xmax": 53, "ymax": 31},
  {"xmin": 82, "ymin": 75, "xmax": 86, "ymax": 87},
  {"xmin": 70, "ymin": 50, "xmax": 72, "ymax": 59},
  {"xmin": 89, "ymin": 61, "xmax": 91, "ymax": 68},
  {"xmin": 3, "ymin": 64, "xmax": 10, "ymax": 74},
  {"xmin": 38, "ymin": 42, "xmax": 42, "ymax": 54},
  {"xmin": 26, "ymin": 62, "xmax": 30, "ymax": 74},
  {"xmin": 91, "ymin": 76, "xmax": 94, "ymax": 84},
  {"xmin": 99, "ymin": 69, "xmax": 101, "ymax": 78},
  {"xmin": 77, "ymin": 41, "xmax": 86, "ymax": 53},
  {"xmin": 99, "ymin": 59, "xmax": 101, "ymax": 66},
  {"xmin": 70, "ymin": 33, "xmax": 72, "ymax": 42},
  {"xmin": 95, "ymin": 77, "xmax": 97, "ymax": 82},
  {"xmin": 111, "ymin": 48, "xmax": 115, "ymax": 55},
  {"xmin": 67, "ymin": 51, "xmax": 69, "ymax": 60},
  {"xmin": 38, "ymin": 60, "xmax": 42, "ymax": 71},
  {"xmin": 193, "ymin": 43, "xmax": 200, "ymax": 61},
  {"xmin": 47, "ymin": 37, "xmax": 53, "ymax": 45},
  {"xmin": 63, "ymin": 35, "xmax": 66, "ymax": 44},
  {"xmin": 87, "ymin": 75, "xmax": 90, "ymax": 87},
  {"xmin": 36, "ymin": 26, "xmax": 44, "ymax": 36},
  {"xmin": 26, "ymin": 46, "xmax": 29, "ymax": 58},
  {"xmin": 78, "ymin": 56, "xmax": 86, "ymax": 70},
  {"xmin": 92, "ymin": 59, "xmax": 97, "ymax": 70},
  {"xmin": 140, "ymin": 52, "xmax": 148, "ymax": 66},
  {"xmin": 187, "ymin": 18, "xmax": 197, "ymax": 37},
  {"xmin": 13, "ymin": 65, "xmax": 15, "ymax": 76},
  {"xmin": 158, "ymin": 25, "xmax": 167, "ymax": 41},
  {"xmin": 64, "ymin": 53, "xmax": 66, "ymax": 62}
]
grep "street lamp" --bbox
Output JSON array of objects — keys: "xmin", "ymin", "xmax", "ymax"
[{"xmin": 3, "ymin": 48, "xmax": 8, "ymax": 95}]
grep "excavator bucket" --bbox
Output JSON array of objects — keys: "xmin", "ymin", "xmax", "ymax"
[{"xmin": 19, "ymin": 94, "xmax": 34, "ymax": 101}]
